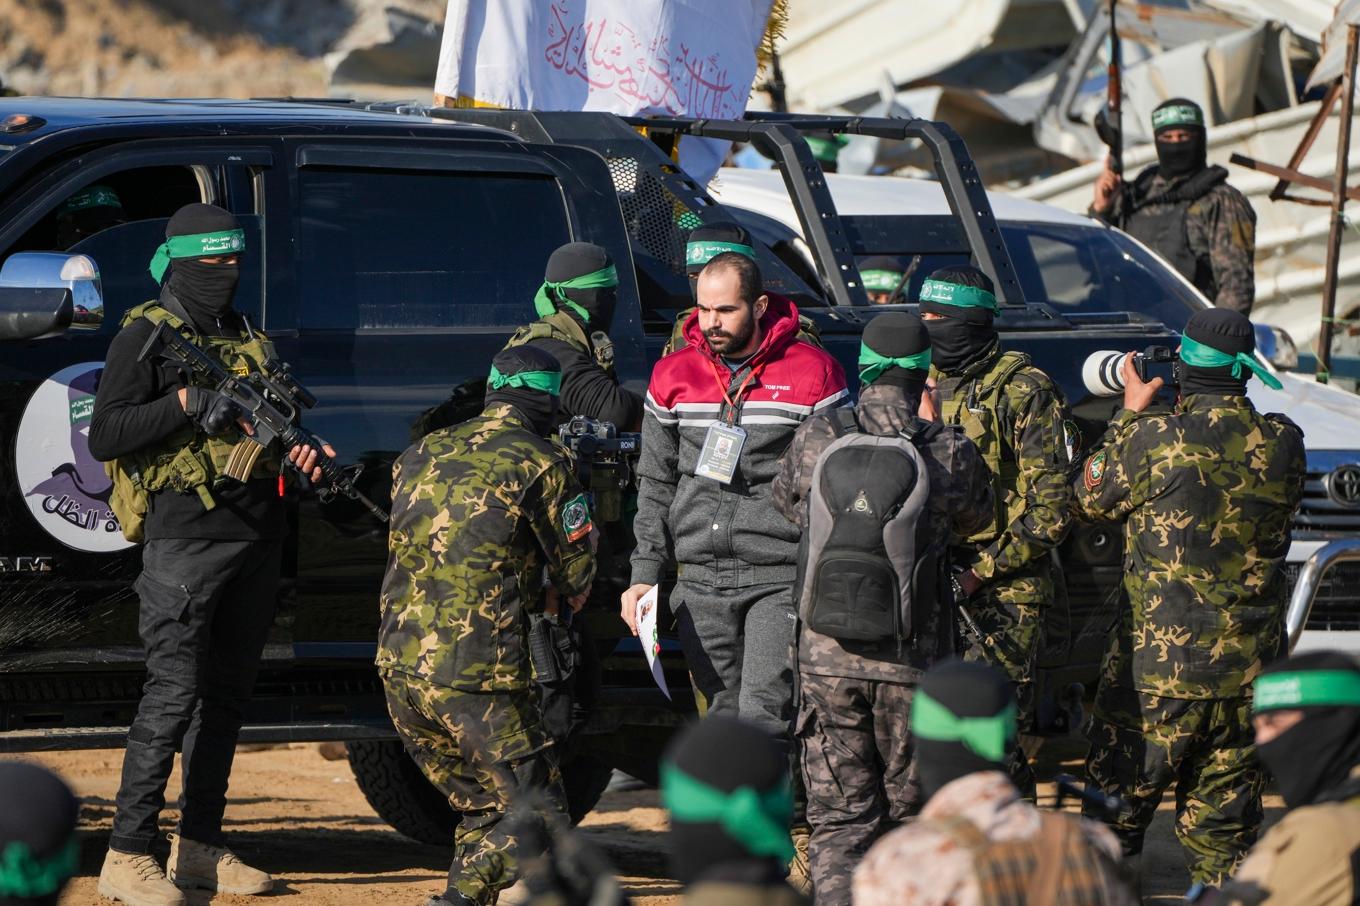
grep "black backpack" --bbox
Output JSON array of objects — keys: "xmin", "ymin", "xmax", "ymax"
[{"xmin": 797, "ymin": 409, "xmax": 940, "ymax": 643}]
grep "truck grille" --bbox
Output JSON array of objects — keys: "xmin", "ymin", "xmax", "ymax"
[
  {"xmin": 1294, "ymin": 468, "xmax": 1360, "ymax": 533},
  {"xmin": 1291, "ymin": 561, "xmax": 1360, "ymax": 631}
]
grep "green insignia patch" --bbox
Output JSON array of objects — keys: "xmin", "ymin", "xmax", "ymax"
[
  {"xmin": 1084, "ymin": 450, "xmax": 1108, "ymax": 490},
  {"xmin": 563, "ymin": 493, "xmax": 593, "ymax": 543}
]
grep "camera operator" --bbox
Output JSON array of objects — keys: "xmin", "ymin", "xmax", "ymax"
[{"xmin": 1071, "ymin": 308, "xmax": 1305, "ymax": 889}]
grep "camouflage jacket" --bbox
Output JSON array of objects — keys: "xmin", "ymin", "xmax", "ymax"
[
  {"xmin": 772, "ymin": 382, "xmax": 994, "ymax": 681},
  {"xmin": 376, "ymin": 404, "xmax": 597, "ymax": 691},
  {"xmin": 853, "ymin": 771, "xmax": 1133, "ymax": 906},
  {"xmin": 934, "ymin": 347, "xmax": 1072, "ymax": 598},
  {"xmin": 1100, "ymin": 165, "xmax": 1257, "ymax": 314},
  {"xmin": 1072, "ymin": 394, "xmax": 1305, "ymax": 700}
]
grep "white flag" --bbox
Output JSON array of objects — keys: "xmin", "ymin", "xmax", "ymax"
[{"xmin": 435, "ymin": 0, "xmax": 774, "ymax": 182}]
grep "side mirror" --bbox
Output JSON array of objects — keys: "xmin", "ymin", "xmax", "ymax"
[
  {"xmin": 0, "ymin": 252, "xmax": 105, "ymax": 340},
  {"xmin": 1254, "ymin": 322, "xmax": 1299, "ymax": 371}
]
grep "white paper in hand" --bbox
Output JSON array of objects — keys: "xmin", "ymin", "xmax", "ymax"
[{"xmin": 636, "ymin": 586, "xmax": 671, "ymax": 700}]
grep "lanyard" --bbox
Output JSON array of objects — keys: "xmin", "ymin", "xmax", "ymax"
[{"xmin": 707, "ymin": 357, "xmax": 762, "ymax": 425}]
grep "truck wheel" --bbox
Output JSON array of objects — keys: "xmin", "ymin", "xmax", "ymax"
[{"xmin": 346, "ymin": 740, "xmax": 614, "ymax": 844}]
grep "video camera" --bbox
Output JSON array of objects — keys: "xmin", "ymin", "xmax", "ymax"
[
  {"xmin": 555, "ymin": 416, "xmax": 641, "ymax": 523},
  {"xmin": 1082, "ymin": 346, "xmax": 1178, "ymax": 398}
]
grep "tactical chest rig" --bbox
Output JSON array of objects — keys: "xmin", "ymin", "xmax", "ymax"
[{"xmin": 104, "ymin": 301, "xmax": 282, "ymax": 542}]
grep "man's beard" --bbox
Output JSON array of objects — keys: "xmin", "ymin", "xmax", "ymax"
[{"xmin": 705, "ymin": 319, "xmax": 756, "ymax": 357}]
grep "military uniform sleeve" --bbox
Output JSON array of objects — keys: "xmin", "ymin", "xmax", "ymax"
[
  {"xmin": 1070, "ymin": 409, "xmax": 1152, "ymax": 524},
  {"xmin": 969, "ymin": 377, "xmax": 1072, "ymax": 582},
  {"xmin": 630, "ymin": 393, "xmax": 680, "ymax": 587},
  {"xmin": 771, "ymin": 415, "xmax": 836, "ymax": 527},
  {"xmin": 527, "ymin": 458, "xmax": 597, "ymax": 599},
  {"xmin": 1196, "ymin": 187, "xmax": 1257, "ymax": 314},
  {"xmin": 89, "ymin": 318, "xmax": 191, "ymax": 462},
  {"xmin": 950, "ymin": 434, "xmax": 995, "ymax": 541},
  {"xmin": 1217, "ymin": 806, "xmax": 1360, "ymax": 906},
  {"xmin": 535, "ymin": 336, "xmax": 643, "ymax": 430}
]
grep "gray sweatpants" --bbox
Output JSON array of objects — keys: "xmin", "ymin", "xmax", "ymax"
[{"xmin": 673, "ymin": 580, "xmax": 797, "ymax": 745}]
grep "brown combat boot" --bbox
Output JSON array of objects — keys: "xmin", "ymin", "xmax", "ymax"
[
  {"xmin": 167, "ymin": 832, "xmax": 273, "ymax": 895},
  {"xmin": 97, "ymin": 849, "xmax": 186, "ymax": 906}
]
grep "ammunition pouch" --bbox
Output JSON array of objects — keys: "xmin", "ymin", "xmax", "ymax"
[{"xmin": 530, "ymin": 612, "xmax": 581, "ymax": 744}]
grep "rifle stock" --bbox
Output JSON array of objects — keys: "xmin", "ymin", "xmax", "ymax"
[{"xmin": 137, "ymin": 321, "xmax": 390, "ymax": 522}]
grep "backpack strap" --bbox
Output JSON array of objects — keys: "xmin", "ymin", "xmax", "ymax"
[
  {"xmin": 828, "ymin": 407, "xmax": 859, "ymax": 438},
  {"xmin": 900, "ymin": 416, "xmax": 943, "ymax": 446}
]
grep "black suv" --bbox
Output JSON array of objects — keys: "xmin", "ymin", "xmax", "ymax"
[{"xmin": 0, "ymin": 100, "xmax": 1197, "ymax": 842}]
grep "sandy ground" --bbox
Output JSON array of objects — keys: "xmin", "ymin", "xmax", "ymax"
[{"xmin": 8, "ymin": 742, "xmax": 1280, "ymax": 906}]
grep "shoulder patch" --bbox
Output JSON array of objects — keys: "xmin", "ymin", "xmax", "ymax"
[
  {"xmin": 1083, "ymin": 450, "xmax": 1108, "ymax": 490},
  {"xmin": 562, "ymin": 493, "xmax": 593, "ymax": 543}
]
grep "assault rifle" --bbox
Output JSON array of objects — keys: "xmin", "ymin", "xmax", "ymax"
[
  {"xmin": 137, "ymin": 320, "xmax": 390, "ymax": 522},
  {"xmin": 1094, "ymin": 0, "xmax": 1124, "ymax": 176},
  {"xmin": 555, "ymin": 416, "xmax": 641, "ymax": 524}
]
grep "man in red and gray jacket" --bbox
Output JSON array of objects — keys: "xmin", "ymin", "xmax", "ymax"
[{"xmin": 620, "ymin": 252, "xmax": 848, "ymax": 751}]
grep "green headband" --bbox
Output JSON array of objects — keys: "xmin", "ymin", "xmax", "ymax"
[
  {"xmin": 661, "ymin": 762, "xmax": 795, "ymax": 862},
  {"xmin": 1152, "ymin": 104, "xmax": 1204, "ymax": 130},
  {"xmin": 60, "ymin": 185, "xmax": 122, "ymax": 216},
  {"xmin": 910, "ymin": 690, "xmax": 1016, "ymax": 762},
  {"xmin": 487, "ymin": 365, "xmax": 561, "ymax": 396},
  {"xmin": 858, "ymin": 341, "xmax": 931, "ymax": 385},
  {"xmin": 1254, "ymin": 670, "xmax": 1360, "ymax": 712},
  {"xmin": 149, "ymin": 229, "xmax": 246, "ymax": 283},
  {"xmin": 534, "ymin": 264, "xmax": 618, "ymax": 322},
  {"xmin": 687, "ymin": 240, "xmax": 756, "ymax": 268},
  {"xmin": 919, "ymin": 278, "xmax": 997, "ymax": 312},
  {"xmin": 0, "ymin": 838, "xmax": 79, "ymax": 898},
  {"xmin": 1179, "ymin": 335, "xmax": 1283, "ymax": 390},
  {"xmin": 805, "ymin": 135, "xmax": 848, "ymax": 163},
  {"xmin": 861, "ymin": 269, "xmax": 904, "ymax": 293}
]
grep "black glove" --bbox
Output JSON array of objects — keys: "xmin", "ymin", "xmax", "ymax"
[{"xmin": 183, "ymin": 386, "xmax": 243, "ymax": 437}]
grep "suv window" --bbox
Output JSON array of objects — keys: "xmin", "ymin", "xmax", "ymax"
[
  {"xmin": 0, "ymin": 165, "xmax": 269, "ymax": 329},
  {"xmin": 296, "ymin": 168, "xmax": 572, "ymax": 331},
  {"xmin": 844, "ymin": 217, "xmax": 1204, "ymax": 331}
]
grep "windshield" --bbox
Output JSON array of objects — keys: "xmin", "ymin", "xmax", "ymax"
[{"xmin": 848, "ymin": 218, "xmax": 1206, "ymax": 332}]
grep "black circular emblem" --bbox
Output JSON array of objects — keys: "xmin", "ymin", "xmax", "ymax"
[{"xmin": 1326, "ymin": 464, "xmax": 1360, "ymax": 508}]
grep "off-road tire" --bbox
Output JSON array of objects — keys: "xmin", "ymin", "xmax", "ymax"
[{"xmin": 346, "ymin": 739, "xmax": 614, "ymax": 845}]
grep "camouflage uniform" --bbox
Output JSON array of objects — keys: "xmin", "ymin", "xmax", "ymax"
[
  {"xmin": 852, "ymin": 771, "xmax": 1134, "ymax": 906},
  {"xmin": 1071, "ymin": 394, "xmax": 1305, "ymax": 885},
  {"xmin": 376, "ymin": 403, "xmax": 597, "ymax": 905},
  {"xmin": 771, "ymin": 382, "xmax": 994, "ymax": 906},
  {"xmin": 1100, "ymin": 166, "xmax": 1257, "ymax": 314},
  {"xmin": 933, "ymin": 346, "xmax": 1072, "ymax": 755}
]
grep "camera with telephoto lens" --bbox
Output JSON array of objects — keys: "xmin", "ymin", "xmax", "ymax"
[{"xmin": 1082, "ymin": 346, "xmax": 1178, "ymax": 398}]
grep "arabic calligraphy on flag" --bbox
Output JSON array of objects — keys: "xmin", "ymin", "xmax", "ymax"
[{"xmin": 435, "ymin": 0, "xmax": 775, "ymax": 181}]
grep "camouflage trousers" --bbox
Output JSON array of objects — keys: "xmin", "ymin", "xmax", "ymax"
[
  {"xmin": 963, "ymin": 571, "xmax": 1047, "ymax": 797},
  {"xmin": 796, "ymin": 671, "xmax": 918, "ymax": 906},
  {"xmin": 381, "ymin": 670, "xmax": 567, "ymax": 905},
  {"xmin": 1084, "ymin": 684, "xmax": 1263, "ymax": 886}
]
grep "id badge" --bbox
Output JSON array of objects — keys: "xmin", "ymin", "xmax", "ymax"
[{"xmin": 695, "ymin": 422, "xmax": 747, "ymax": 484}]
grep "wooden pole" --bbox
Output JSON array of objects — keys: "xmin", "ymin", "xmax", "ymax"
[{"xmin": 1318, "ymin": 23, "xmax": 1360, "ymax": 384}]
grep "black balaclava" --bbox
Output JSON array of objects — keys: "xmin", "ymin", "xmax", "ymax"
[
  {"xmin": 663, "ymin": 715, "xmax": 793, "ymax": 888},
  {"xmin": 919, "ymin": 266, "xmax": 999, "ymax": 375},
  {"xmin": 484, "ymin": 345, "xmax": 561, "ymax": 437},
  {"xmin": 860, "ymin": 312, "xmax": 931, "ymax": 410},
  {"xmin": 1254, "ymin": 651, "xmax": 1360, "ymax": 809},
  {"xmin": 55, "ymin": 184, "xmax": 126, "ymax": 249},
  {"xmin": 0, "ymin": 763, "xmax": 79, "ymax": 906},
  {"xmin": 1180, "ymin": 307, "xmax": 1253, "ymax": 398},
  {"xmin": 160, "ymin": 203, "xmax": 243, "ymax": 325},
  {"xmin": 543, "ymin": 242, "xmax": 618, "ymax": 330},
  {"xmin": 1152, "ymin": 97, "xmax": 1207, "ymax": 181},
  {"xmin": 913, "ymin": 659, "xmax": 1016, "ymax": 801},
  {"xmin": 860, "ymin": 255, "xmax": 907, "ymax": 303},
  {"xmin": 686, "ymin": 223, "xmax": 756, "ymax": 279}
]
